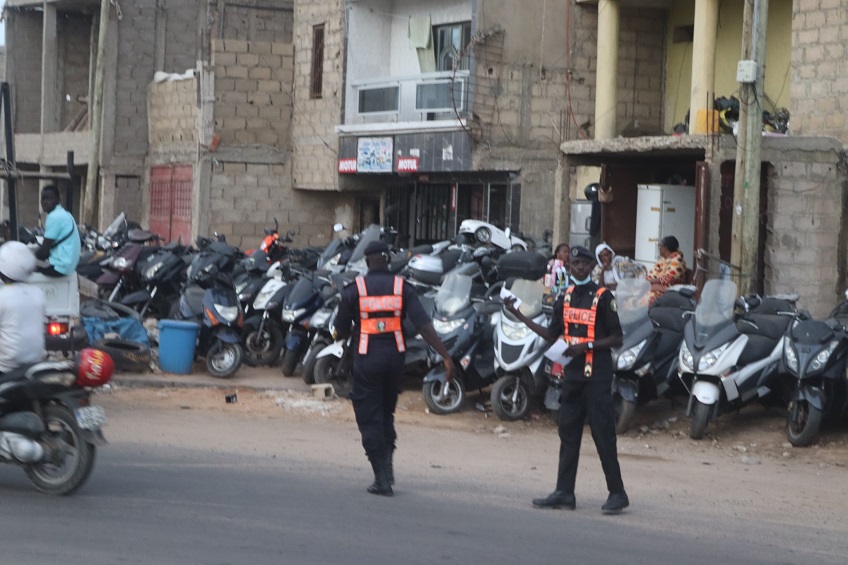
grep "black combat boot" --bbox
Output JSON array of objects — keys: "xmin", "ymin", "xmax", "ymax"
[{"xmin": 367, "ymin": 456, "xmax": 393, "ymax": 497}]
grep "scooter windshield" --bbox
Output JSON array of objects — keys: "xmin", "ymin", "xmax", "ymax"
[
  {"xmin": 506, "ymin": 279, "xmax": 544, "ymax": 321},
  {"xmin": 348, "ymin": 224, "xmax": 382, "ymax": 266},
  {"xmin": 435, "ymin": 273, "xmax": 473, "ymax": 316},
  {"xmin": 695, "ymin": 279, "xmax": 737, "ymax": 334},
  {"xmin": 616, "ymin": 278, "xmax": 651, "ymax": 327}
]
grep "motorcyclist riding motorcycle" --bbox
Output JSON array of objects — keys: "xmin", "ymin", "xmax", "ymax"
[{"xmin": 0, "ymin": 242, "xmax": 47, "ymax": 373}]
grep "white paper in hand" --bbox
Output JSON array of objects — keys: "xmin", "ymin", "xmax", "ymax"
[
  {"xmin": 544, "ymin": 340, "xmax": 572, "ymax": 366},
  {"xmin": 499, "ymin": 286, "xmax": 522, "ymax": 309}
]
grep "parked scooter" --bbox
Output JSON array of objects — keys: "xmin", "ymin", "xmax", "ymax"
[
  {"xmin": 611, "ymin": 279, "xmax": 696, "ymax": 433},
  {"xmin": 241, "ymin": 261, "xmax": 291, "ymax": 367},
  {"xmin": 95, "ymin": 228, "xmax": 161, "ymax": 302},
  {"xmin": 456, "ymin": 220, "xmax": 527, "ymax": 251},
  {"xmin": 0, "ymin": 348, "xmax": 114, "ymax": 495},
  {"xmin": 121, "ymin": 241, "xmax": 191, "ymax": 318},
  {"xmin": 176, "ymin": 239, "xmax": 244, "ymax": 378},
  {"xmin": 490, "ymin": 278, "xmax": 552, "ymax": 421},
  {"xmin": 679, "ymin": 279, "xmax": 798, "ymax": 439},
  {"xmin": 421, "ymin": 272, "xmax": 501, "ymax": 414},
  {"xmin": 783, "ymin": 290, "xmax": 848, "ymax": 446}
]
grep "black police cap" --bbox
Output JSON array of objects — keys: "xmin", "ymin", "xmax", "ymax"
[
  {"xmin": 363, "ymin": 240, "xmax": 390, "ymax": 256},
  {"xmin": 571, "ymin": 246, "xmax": 594, "ymax": 261}
]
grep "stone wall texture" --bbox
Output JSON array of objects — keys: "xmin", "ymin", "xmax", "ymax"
[
  {"xmin": 212, "ymin": 39, "xmax": 293, "ymax": 148},
  {"xmin": 148, "ymin": 78, "xmax": 198, "ymax": 153},
  {"xmin": 291, "ymin": 0, "xmax": 345, "ymax": 191},
  {"xmin": 790, "ymin": 0, "xmax": 848, "ymax": 142},
  {"xmin": 58, "ymin": 13, "xmax": 92, "ymax": 131}
]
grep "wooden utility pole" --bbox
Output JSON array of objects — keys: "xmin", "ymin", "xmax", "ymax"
[
  {"xmin": 82, "ymin": 0, "xmax": 111, "ymax": 225},
  {"xmin": 731, "ymin": 0, "xmax": 768, "ymax": 295}
]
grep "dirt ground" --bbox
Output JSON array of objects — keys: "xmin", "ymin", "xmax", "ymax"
[{"xmin": 99, "ymin": 381, "xmax": 848, "ymax": 469}]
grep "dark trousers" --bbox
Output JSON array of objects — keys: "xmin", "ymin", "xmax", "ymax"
[
  {"xmin": 350, "ymin": 348, "xmax": 405, "ymax": 460},
  {"xmin": 37, "ymin": 264, "xmax": 65, "ymax": 277},
  {"xmin": 555, "ymin": 378, "xmax": 625, "ymax": 495}
]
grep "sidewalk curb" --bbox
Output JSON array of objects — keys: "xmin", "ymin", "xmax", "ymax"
[{"xmin": 111, "ymin": 375, "xmax": 296, "ymax": 393}]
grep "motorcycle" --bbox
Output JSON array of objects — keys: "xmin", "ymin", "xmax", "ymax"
[
  {"xmin": 421, "ymin": 272, "xmax": 501, "ymax": 414},
  {"xmin": 176, "ymin": 238, "xmax": 244, "ymax": 378},
  {"xmin": 782, "ymin": 290, "xmax": 848, "ymax": 446},
  {"xmin": 241, "ymin": 260, "xmax": 292, "ymax": 367},
  {"xmin": 611, "ymin": 279, "xmax": 696, "ymax": 433},
  {"xmin": 489, "ymin": 278, "xmax": 552, "ymax": 421},
  {"xmin": 679, "ymin": 279, "xmax": 798, "ymax": 439},
  {"xmin": 121, "ymin": 241, "xmax": 192, "ymax": 318},
  {"xmin": 457, "ymin": 220, "xmax": 527, "ymax": 251},
  {"xmin": 0, "ymin": 349, "xmax": 114, "ymax": 495},
  {"xmin": 95, "ymin": 228, "xmax": 161, "ymax": 302}
]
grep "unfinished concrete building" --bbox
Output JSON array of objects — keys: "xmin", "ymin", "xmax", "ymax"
[{"xmin": 4, "ymin": 0, "xmax": 355, "ymax": 249}]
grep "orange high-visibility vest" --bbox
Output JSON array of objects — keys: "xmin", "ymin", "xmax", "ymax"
[
  {"xmin": 562, "ymin": 285, "xmax": 607, "ymax": 377},
  {"xmin": 356, "ymin": 275, "xmax": 406, "ymax": 354}
]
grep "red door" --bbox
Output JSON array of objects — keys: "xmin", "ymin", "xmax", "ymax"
[{"xmin": 149, "ymin": 164, "xmax": 193, "ymax": 244}]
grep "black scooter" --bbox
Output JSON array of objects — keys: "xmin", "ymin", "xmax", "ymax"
[
  {"xmin": 783, "ymin": 290, "xmax": 848, "ymax": 446},
  {"xmin": 176, "ymin": 238, "xmax": 244, "ymax": 378},
  {"xmin": 611, "ymin": 279, "xmax": 696, "ymax": 433},
  {"xmin": 421, "ymin": 272, "xmax": 500, "ymax": 414}
]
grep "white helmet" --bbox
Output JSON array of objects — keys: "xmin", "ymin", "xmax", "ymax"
[{"xmin": 0, "ymin": 241, "xmax": 37, "ymax": 282}]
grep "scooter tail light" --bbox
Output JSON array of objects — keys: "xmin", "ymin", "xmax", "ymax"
[
  {"xmin": 76, "ymin": 348, "xmax": 114, "ymax": 387},
  {"xmin": 47, "ymin": 322, "xmax": 68, "ymax": 336}
]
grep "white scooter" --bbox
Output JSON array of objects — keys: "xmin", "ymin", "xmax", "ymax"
[
  {"xmin": 679, "ymin": 279, "xmax": 798, "ymax": 439},
  {"xmin": 489, "ymin": 278, "xmax": 551, "ymax": 421},
  {"xmin": 457, "ymin": 220, "xmax": 527, "ymax": 251}
]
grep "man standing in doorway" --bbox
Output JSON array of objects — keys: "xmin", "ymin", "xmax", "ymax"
[
  {"xmin": 335, "ymin": 240, "xmax": 454, "ymax": 496},
  {"xmin": 505, "ymin": 245, "xmax": 629, "ymax": 514}
]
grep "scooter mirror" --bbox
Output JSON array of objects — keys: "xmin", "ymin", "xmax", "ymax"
[
  {"xmin": 844, "ymin": 288, "xmax": 848, "ymax": 300},
  {"xmin": 504, "ymin": 227, "xmax": 511, "ymax": 239},
  {"xmin": 333, "ymin": 223, "xmax": 344, "ymax": 233}
]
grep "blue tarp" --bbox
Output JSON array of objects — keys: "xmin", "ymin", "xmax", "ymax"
[{"xmin": 82, "ymin": 316, "xmax": 150, "ymax": 346}]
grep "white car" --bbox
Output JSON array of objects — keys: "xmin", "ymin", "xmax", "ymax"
[{"xmin": 457, "ymin": 220, "xmax": 527, "ymax": 251}]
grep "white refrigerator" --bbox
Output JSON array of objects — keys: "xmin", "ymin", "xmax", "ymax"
[
  {"xmin": 569, "ymin": 201, "xmax": 594, "ymax": 250},
  {"xmin": 634, "ymin": 184, "xmax": 696, "ymax": 269}
]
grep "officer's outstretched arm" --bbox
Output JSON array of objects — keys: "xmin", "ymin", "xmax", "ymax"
[{"xmin": 419, "ymin": 323, "xmax": 455, "ymax": 382}]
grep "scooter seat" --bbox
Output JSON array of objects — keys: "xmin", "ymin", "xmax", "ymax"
[
  {"xmin": 737, "ymin": 333, "xmax": 779, "ymax": 366},
  {"xmin": 128, "ymin": 229, "xmax": 158, "ymax": 243},
  {"xmin": 649, "ymin": 307, "xmax": 690, "ymax": 333},
  {"xmin": 738, "ymin": 313, "xmax": 792, "ymax": 341},
  {"xmin": 652, "ymin": 291, "xmax": 695, "ymax": 310}
]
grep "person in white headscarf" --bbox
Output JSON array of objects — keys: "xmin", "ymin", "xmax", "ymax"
[{"xmin": 592, "ymin": 243, "xmax": 647, "ymax": 291}]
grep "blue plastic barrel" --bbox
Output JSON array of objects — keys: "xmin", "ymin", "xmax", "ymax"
[{"xmin": 157, "ymin": 320, "xmax": 200, "ymax": 374}]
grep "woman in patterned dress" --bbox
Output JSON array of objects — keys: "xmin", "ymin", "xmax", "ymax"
[{"xmin": 646, "ymin": 236, "xmax": 687, "ymax": 304}]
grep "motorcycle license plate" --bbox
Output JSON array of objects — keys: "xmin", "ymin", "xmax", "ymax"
[{"xmin": 75, "ymin": 406, "xmax": 107, "ymax": 430}]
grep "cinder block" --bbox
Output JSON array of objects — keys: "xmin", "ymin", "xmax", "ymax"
[
  {"xmin": 224, "ymin": 39, "xmax": 249, "ymax": 53},
  {"xmin": 237, "ymin": 53, "xmax": 260, "ymax": 66},
  {"xmin": 226, "ymin": 65, "xmax": 250, "ymax": 79}
]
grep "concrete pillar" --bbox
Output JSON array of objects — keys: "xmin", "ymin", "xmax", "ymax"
[
  {"xmin": 594, "ymin": 0, "xmax": 619, "ymax": 140},
  {"xmin": 41, "ymin": 2, "xmax": 59, "ymax": 134},
  {"xmin": 688, "ymin": 0, "xmax": 719, "ymax": 135},
  {"xmin": 552, "ymin": 155, "xmax": 571, "ymax": 246}
]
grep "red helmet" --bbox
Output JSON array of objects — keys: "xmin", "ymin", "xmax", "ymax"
[{"xmin": 76, "ymin": 348, "xmax": 115, "ymax": 387}]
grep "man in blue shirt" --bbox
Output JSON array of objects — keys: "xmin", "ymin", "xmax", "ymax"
[{"xmin": 35, "ymin": 185, "xmax": 80, "ymax": 277}]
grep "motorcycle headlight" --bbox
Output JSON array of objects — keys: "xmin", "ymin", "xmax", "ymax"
[
  {"xmin": 282, "ymin": 308, "xmax": 306, "ymax": 322},
  {"xmin": 234, "ymin": 281, "xmax": 249, "ymax": 295},
  {"xmin": 215, "ymin": 305, "xmax": 240, "ymax": 322},
  {"xmin": 144, "ymin": 262, "xmax": 163, "ymax": 279},
  {"xmin": 680, "ymin": 341, "xmax": 694, "ymax": 371},
  {"xmin": 112, "ymin": 256, "xmax": 132, "ymax": 271},
  {"xmin": 699, "ymin": 343, "xmax": 729, "ymax": 371},
  {"xmin": 433, "ymin": 318, "xmax": 464, "ymax": 335},
  {"xmin": 784, "ymin": 340, "xmax": 798, "ymax": 372},
  {"xmin": 501, "ymin": 320, "xmax": 532, "ymax": 340},
  {"xmin": 616, "ymin": 339, "xmax": 647, "ymax": 371},
  {"xmin": 808, "ymin": 340, "xmax": 838, "ymax": 373},
  {"xmin": 323, "ymin": 253, "xmax": 341, "ymax": 269},
  {"xmin": 254, "ymin": 288, "xmax": 277, "ymax": 308}
]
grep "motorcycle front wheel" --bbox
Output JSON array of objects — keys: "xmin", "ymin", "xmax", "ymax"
[
  {"xmin": 614, "ymin": 395, "xmax": 638, "ymax": 435},
  {"xmin": 314, "ymin": 355, "xmax": 349, "ymax": 396},
  {"xmin": 242, "ymin": 324, "xmax": 284, "ymax": 367},
  {"xmin": 786, "ymin": 399, "xmax": 823, "ymax": 447},
  {"xmin": 206, "ymin": 341, "xmax": 243, "ymax": 378},
  {"xmin": 689, "ymin": 399, "xmax": 711, "ymax": 439},
  {"xmin": 26, "ymin": 405, "xmax": 96, "ymax": 495},
  {"xmin": 280, "ymin": 348, "xmax": 300, "ymax": 377},
  {"xmin": 490, "ymin": 375, "xmax": 530, "ymax": 421},
  {"xmin": 422, "ymin": 378, "xmax": 465, "ymax": 415},
  {"xmin": 300, "ymin": 340, "xmax": 328, "ymax": 384}
]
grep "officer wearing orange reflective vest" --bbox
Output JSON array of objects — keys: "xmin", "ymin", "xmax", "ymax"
[
  {"xmin": 335, "ymin": 239, "xmax": 454, "ymax": 497},
  {"xmin": 504, "ymin": 245, "xmax": 629, "ymax": 514}
]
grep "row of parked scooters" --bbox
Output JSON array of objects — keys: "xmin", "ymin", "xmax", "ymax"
[{"xmin": 74, "ymin": 214, "xmax": 848, "ymax": 447}]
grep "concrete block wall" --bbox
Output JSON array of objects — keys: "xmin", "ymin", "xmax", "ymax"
[
  {"xmin": 212, "ymin": 39, "xmax": 293, "ymax": 148},
  {"xmin": 221, "ymin": 5, "xmax": 294, "ymax": 42},
  {"xmin": 115, "ymin": 176, "xmax": 143, "ymax": 222},
  {"xmin": 164, "ymin": 1, "xmax": 199, "ymax": 74},
  {"xmin": 148, "ymin": 78, "xmax": 198, "ymax": 152},
  {"xmin": 8, "ymin": 10, "xmax": 43, "ymax": 134},
  {"xmin": 291, "ymin": 0, "xmax": 344, "ymax": 191},
  {"xmin": 790, "ymin": 0, "xmax": 848, "ymax": 142},
  {"xmin": 207, "ymin": 160, "xmax": 354, "ymax": 249},
  {"xmin": 764, "ymin": 152, "xmax": 846, "ymax": 317},
  {"xmin": 58, "ymin": 14, "xmax": 93, "ymax": 131}
]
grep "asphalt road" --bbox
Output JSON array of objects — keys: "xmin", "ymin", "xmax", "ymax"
[{"xmin": 0, "ymin": 398, "xmax": 844, "ymax": 565}]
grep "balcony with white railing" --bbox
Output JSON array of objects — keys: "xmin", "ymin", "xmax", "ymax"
[{"xmin": 340, "ymin": 70, "xmax": 471, "ymax": 134}]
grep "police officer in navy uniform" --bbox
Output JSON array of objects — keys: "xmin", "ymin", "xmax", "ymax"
[
  {"xmin": 504, "ymin": 245, "xmax": 629, "ymax": 514},
  {"xmin": 335, "ymin": 240, "xmax": 454, "ymax": 497}
]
